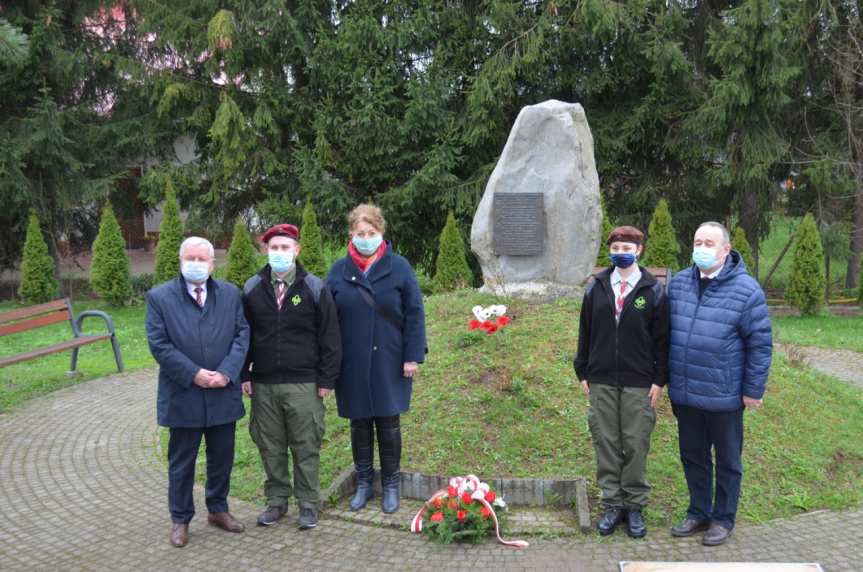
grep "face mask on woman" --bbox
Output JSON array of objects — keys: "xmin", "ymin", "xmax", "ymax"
[{"xmin": 352, "ymin": 234, "xmax": 383, "ymax": 256}]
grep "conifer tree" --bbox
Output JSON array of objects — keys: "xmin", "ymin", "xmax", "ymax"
[
  {"xmin": 225, "ymin": 218, "xmax": 260, "ymax": 288},
  {"xmin": 731, "ymin": 226, "xmax": 756, "ymax": 276},
  {"xmin": 596, "ymin": 197, "xmax": 614, "ymax": 267},
  {"xmin": 299, "ymin": 199, "xmax": 326, "ymax": 277},
  {"xmin": 786, "ymin": 213, "xmax": 825, "ymax": 316},
  {"xmin": 642, "ymin": 199, "xmax": 680, "ymax": 270},
  {"xmin": 18, "ymin": 212, "xmax": 57, "ymax": 304},
  {"xmin": 90, "ymin": 203, "xmax": 132, "ymax": 306},
  {"xmin": 433, "ymin": 211, "xmax": 473, "ymax": 292},
  {"xmin": 153, "ymin": 181, "xmax": 184, "ymax": 284}
]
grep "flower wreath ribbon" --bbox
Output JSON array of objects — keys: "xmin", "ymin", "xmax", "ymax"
[{"xmin": 410, "ymin": 474, "xmax": 529, "ymax": 549}]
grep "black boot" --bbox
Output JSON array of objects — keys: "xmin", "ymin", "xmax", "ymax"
[
  {"xmin": 376, "ymin": 416, "xmax": 401, "ymax": 514},
  {"xmin": 349, "ymin": 419, "xmax": 375, "ymax": 511}
]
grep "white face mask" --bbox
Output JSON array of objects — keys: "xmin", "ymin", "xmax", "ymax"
[{"xmin": 181, "ymin": 261, "xmax": 210, "ymax": 283}]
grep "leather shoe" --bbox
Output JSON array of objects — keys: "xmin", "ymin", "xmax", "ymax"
[
  {"xmin": 207, "ymin": 511, "xmax": 245, "ymax": 533},
  {"xmin": 702, "ymin": 523, "xmax": 732, "ymax": 546},
  {"xmin": 597, "ymin": 508, "xmax": 625, "ymax": 535},
  {"xmin": 670, "ymin": 517, "xmax": 710, "ymax": 537},
  {"xmin": 170, "ymin": 523, "xmax": 188, "ymax": 548},
  {"xmin": 626, "ymin": 509, "xmax": 646, "ymax": 538}
]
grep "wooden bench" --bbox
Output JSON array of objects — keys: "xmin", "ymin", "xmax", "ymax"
[
  {"xmin": 0, "ymin": 298, "xmax": 124, "ymax": 372},
  {"xmin": 589, "ymin": 266, "xmax": 674, "ymax": 291}
]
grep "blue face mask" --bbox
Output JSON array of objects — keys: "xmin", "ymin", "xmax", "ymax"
[
  {"xmin": 181, "ymin": 261, "xmax": 210, "ymax": 284},
  {"xmin": 692, "ymin": 247, "xmax": 720, "ymax": 270},
  {"xmin": 352, "ymin": 234, "xmax": 383, "ymax": 256},
  {"xmin": 269, "ymin": 251, "xmax": 294, "ymax": 273},
  {"xmin": 610, "ymin": 253, "xmax": 637, "ymax": 269}
]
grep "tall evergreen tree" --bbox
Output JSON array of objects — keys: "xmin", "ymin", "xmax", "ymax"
[
  {"xmin": 153, "ymin": 181, "xmax": 184, "ymax": 284},
  {"xmin": 596, "ymin": 197, "xmax": 615, "ymax": 267},
  {"xmin": 225, "ymin": 218, "xmax": 259, "ymax": 288},
  {"xmin": 17, "ymin": 212, "xmax": 57, "ymax": 303},
  {"xmin": 90, "ymin": 203, "xmax": 132, "ymax": 306},
  {"xmin": 299, "ymin": 199, "xmax": 326, "ymax": 277},
  {"xmin": 642, "ymin": 199, "xmax": 680, "ymax": 270},
  {"xmin": 786, "ymin": 213, "xmax": 826, "ymax": 316},
  {"xmin": 433, "ymin": 211, "xmax": 473, "ymax": 293},
  {"xmin": 731, "ymin": 226, "xmax": 756, "ymax": 276}
]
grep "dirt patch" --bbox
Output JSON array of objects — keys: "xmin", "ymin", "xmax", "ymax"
[
  {"xmin": 467, "ymin": 365, "xmax": 513, "ymax": 392},
  {"xmin": 826, "ymin": 450, "xmax": 863, "ymax": 481}
]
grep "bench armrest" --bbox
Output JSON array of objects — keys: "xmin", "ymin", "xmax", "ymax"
[{"xmin": 72, "ymin": 310, "xmax": 117, "ymax": 338}]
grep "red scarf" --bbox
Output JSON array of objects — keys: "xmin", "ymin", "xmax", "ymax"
[{"xmin": 348, "ymin": 240, "xmax": 388, "ymax": 273}]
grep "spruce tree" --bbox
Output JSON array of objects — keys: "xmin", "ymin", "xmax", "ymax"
[
  {"xmin": 731, "ymin": 226, "xmax": 756, "ymax": 276},
  {"xmin": 299, "ymin": 199, "xmax": 326, "ymax": 277},
  {"xmin": 90, "ymin": 203, "xmax": 132, "ymax": 306},
  {"xmin": 433, "ymin": 211, "xmax": 473, "ymax": 293},
  {"xmin": 786, "ymin": 214, "xmax": 825, "ymax": 316},
  {"xmin": 153, "ymin": 181, "xmax": 184, "ymax": 284},
  {"xmin": 17, "ymin": 212, "xmax": 57, "ymax": 304},
  {"xmin": 642, "ymin": 199, "xmax": 680, "ymax": 270},
  {"xmin": 225, "ymin": 218, "xmax": 260, "ymax": 288},
  {"xmin": 595, "ymin": 197, "xmax": 614, "ymax": 267}
]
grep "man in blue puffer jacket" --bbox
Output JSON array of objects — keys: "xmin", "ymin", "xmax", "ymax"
[{"xmin": 667, "ymin": 222, "xmax": 772, "ymax": 547}]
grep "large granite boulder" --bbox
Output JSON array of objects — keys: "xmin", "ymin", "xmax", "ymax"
[{"xmin": 470, "ymin": 100, "xmax": 602, "ymax": 300}]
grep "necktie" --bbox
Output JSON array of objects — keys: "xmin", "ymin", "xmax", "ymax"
[
  {"xmin": 616, "ymin": 281, "xmax": 627, "ymax": 321},
  {"xmin": 194, "ymin": 287, "xmax": 204, "ymax": 308},
  {"xmin": 276, "ymin": 280, "xmax": 286, "ymax": 310}
]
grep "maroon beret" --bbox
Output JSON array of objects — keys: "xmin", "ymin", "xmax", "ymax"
[{"xmin": 261, "ymin": 224, "xmax": 299, "ymax": 243}]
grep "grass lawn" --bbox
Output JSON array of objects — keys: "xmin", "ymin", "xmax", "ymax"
[
  {"xmin": 772, "ymin": 313, "xmax": 863, "ymax": 352},
  {"xmin": 4, "ymin": 291, "xmax": 862, "ymax": 528},
  {"xmin": 0, "ymin": 300, "xmax": 156, "ymax": 412}
]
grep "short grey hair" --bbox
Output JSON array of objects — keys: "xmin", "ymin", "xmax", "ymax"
[
  {"xmin": 179, "ymin": 236, "xmax": 215, "ymax": 258},
  {"xmin": 696, "ymin": 221, "xmax": 730, "ymax": 244}
]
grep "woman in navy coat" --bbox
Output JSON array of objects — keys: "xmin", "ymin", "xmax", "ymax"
[{"xmin": 326, "ymin": 204, "xmax": 426, "ymax": 514}]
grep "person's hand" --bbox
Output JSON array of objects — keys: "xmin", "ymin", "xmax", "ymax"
[
  {"xmin": 242, "ymin": 381, "xmax": 253, "ymax": 397},
  {"xmin": 318, "ymin": 387, "xmax": 331, "ymax": 398},
  {"xmin": 743, "ymin": 396, "xmax": 763, "ymax": 409},
  {"xmin": 193, "ymin": 369, "xmax": 214, "ymax": 388},
  {"xmin": 580, "ymin": 380, "xmax": 590, "ymax": 396},
  {"xmin": 403, "ymin": 362, "xmax": 419, "ymax": 378},
  {"xmin": 208, "ymin": 372, "xmax": 229, "ymax": 388},
  {"xmin": 648, "ymin": 384, "xmax": 663, "ymax": 409}
]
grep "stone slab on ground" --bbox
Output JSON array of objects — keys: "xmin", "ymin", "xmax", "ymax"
[{"xmin": 776, "ymin": 342, "xmax": 863, "ymax": 390}]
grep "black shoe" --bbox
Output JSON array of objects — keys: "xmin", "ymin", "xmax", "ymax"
[
  {"xmin": 626, "ymin": 509, "xmax": 646, "ymax": 538},
  {"xmin": 377, "ymin": 421, "xmax": 401, "ymax": 514},
  {"xmin": 702, "ymin": 523, "xmax": 732, "ymax": 546},
  {"xmin": 350, "ymin": 420, "xmax": 375, "ymax": 511},
  {"xmin": 670, "ymin": 517, "xmax": 710, "ymax": 537},
  {"xmin": 297, "ymin": 507, "xmax": 318, "ymax": 530},
  {"xmin": 257, "ymin": 505, "xmax": 287, "ymax": 526},
  {"xmin": 597, "ymin": 508, "xmax": 625, "ymax": 535}
]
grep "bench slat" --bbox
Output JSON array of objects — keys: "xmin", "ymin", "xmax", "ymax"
[
  {"xmin": 0, "ymin": 299, "xmax": 69, "ymax": 325},
  {"xmin": 0, "ymin": 311, "xmax": 70, "ymax": 337},
  {"xmin": 0, "ymin": 335, "xmax": 110, "ymax": 368}
]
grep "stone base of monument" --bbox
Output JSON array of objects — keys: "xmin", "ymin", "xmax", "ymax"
[
  {"xmin": 619, "ymin": 563, "xmax": 823, "ymax": 572},
  {"xmin": 479, "ymin": 279, "xmax": 585, "ymax": 302}
]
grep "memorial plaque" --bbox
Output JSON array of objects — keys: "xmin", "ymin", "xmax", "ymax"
[{"xmin": 492, "ymin": 192, "xmax": 545, "ymax": 256}]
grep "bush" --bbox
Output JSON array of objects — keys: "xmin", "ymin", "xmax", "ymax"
[
  {"xmin": 432, "ymin": 211, "xmax": 473, "ymax": 293},
  {"xmin": 642, "ymin": 199, "xmax": 680, "ymax": 270},
  {"xmin": 858, "ymin": 263, "xmax": 862, "ymax": 308},
  {"xmin": 18, "ymin": 212, "xmax": 58, "ymax": 304},
  {"xmin": 786, "ymin": 213, "xmax": 825, "ymax": 316},
  {"xmin": 595, "ymin": 197, "xmax": 614, "ymax": 267},
  {"xmin": 300, "ymin": 199, "xmax": 327, "ymax": 277},
  {"xmin": 130, "ymin": 273, "xmax": 154, "ymax": 297},
  {"xmin": 731, "ymin": 226, "xmax": 756, "ymax": 276},
  {"xmin": 90, "ymin": 203, "xmax": 132, "ymax": 306},
  {"xmin": 225, "ymin": 218, "xmax": 260, "ymax": 288},
  {"xmin": 153, "ymin": 181, "xmax": 184, "ymax": 284}
]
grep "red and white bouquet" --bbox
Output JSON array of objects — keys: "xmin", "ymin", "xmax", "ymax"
[{"xmin": 467, "ymin": 304, "xmax": 511, "ymax": 335}]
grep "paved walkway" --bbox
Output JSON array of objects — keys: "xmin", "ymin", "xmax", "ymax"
[
  {"xmin": 777, "ymin": 343, "xmax": 863, "ymax": 390},
  {"xmin": 0, "ymin": 369, "xmax": 859, "ymax": 571}
]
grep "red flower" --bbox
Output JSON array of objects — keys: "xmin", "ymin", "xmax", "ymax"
[
  {"xmin": 484, "ymin": 490, "xmax": 496, "ymax": 503},
  {"xmin": 496, "ymin": 316, "xmax": 510, "ymax": 327},
  {"xmin": 480, "ymin": 506, "xmax": 493, "ymax": 519},
  {"xmin": 461, "ymin": 491, "xmax": 473, "ymax": 505},
  {"xmin": 456, "ymin": 510, "xmax": 467, "ymax": 523},
  {"xmin": 430, "ymin": 511, "xmax": 444, "ymax": 523},
  {"xmin": 447, "ymin": 498, "xmax": 458, "ymax": 510},
  {"xmin": 468, "ymin": 319, "xmax": 481, "ymax": 331},
  {"xmin": 447, "ymin": 486, "xmax": 458, "ymax": 497},
  {"xmin": 485, "ymin": 324, "xmax": 498, "ymax": 335},
  {"xmin": 432, "ymin": 497, "xmax": 443, "ymax": 509},
  {"xmin": 480, "ymin": 320, "xmax": 493, "ymax": 330}
]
